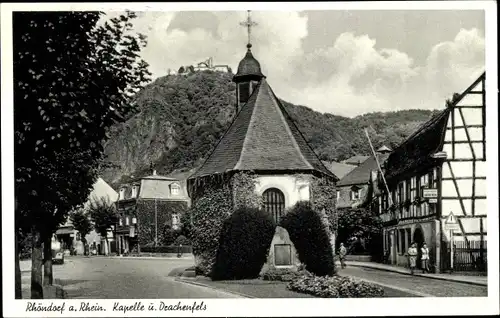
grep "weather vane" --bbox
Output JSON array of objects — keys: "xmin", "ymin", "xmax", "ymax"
[{"xmin": 240, "ymin": 10, "xmax": 258, "ymax": 48}]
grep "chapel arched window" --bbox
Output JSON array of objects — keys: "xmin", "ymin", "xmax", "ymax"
[{"xmin": 262, "ymin": 188, "xmax": 285, "ymax": 223}]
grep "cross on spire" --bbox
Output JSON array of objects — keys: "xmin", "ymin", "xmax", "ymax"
[{"xmin": 240, "ymin": 10, "xmax": 257, "ymax": 49}]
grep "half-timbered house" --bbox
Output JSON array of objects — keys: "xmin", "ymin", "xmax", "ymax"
[{"xmin": 377, "ymin": 72, "xmax": 487, "ymax": 273}]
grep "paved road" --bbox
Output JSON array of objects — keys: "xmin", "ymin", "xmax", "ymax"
[
  {"xmin": 22, "ymin": 257, "xmax": 239, "ymax": 299},
  {"xmin": 338, "ymin": 266, "xmax": 487, "ymax": 297},
  {"xmin": 21, "ymin": 257, "xmax": 487, "ymax": 298}
]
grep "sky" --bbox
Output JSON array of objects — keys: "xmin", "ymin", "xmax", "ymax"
[{"xmin": 100, "ymin": 10, "xmax": 485, "ymax": 117}]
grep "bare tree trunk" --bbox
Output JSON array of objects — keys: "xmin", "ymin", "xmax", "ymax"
[
  {"xmin": 15, "ymin": 227, "xmax": 22, "ymax": 299},
  {"xmin": 31, "ymin": 228, "xmax": 43, "ymax": 299},
  {"xmin": 43, "ymin": 232, "xmax": 53, "ymax": 286}
]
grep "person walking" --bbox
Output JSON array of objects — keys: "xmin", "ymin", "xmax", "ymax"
[
  {"xmin": 421, "ymin": 242, "xmax": 430, "ymax": 273},
  {"xmin": 407, "ymin": 242, "xmax": 418, "ymax": 275},
  {"xmin": 339, "ymin": 243, "xmax": 347, "ymax": 269}
]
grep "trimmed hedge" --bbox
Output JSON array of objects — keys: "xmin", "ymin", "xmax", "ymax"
[
  {"xmin": 141, "ymin": 245, "xmax": 193, "ymax": 253},
  {"xmin": 287, "ymin": 274, "xmax": 384, "ymax": 298},
  {"xmin": 211, "ymin": 206, "xmax": 276, "ymax": 280},
  {"xmin": 280, "ymin": 201, "xmax": 335, "ymax": 276}
]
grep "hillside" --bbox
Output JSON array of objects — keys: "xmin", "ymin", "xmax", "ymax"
[{"xmin": 101, "ymin": 71, "xmax": 439, "ymax": 187}]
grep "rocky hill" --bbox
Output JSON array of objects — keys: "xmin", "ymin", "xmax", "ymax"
[{"xmin": 102, "ymin": 71, "xmax": 439, "ymax": 188}]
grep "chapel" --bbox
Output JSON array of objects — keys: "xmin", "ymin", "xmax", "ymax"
[{"xmin": 187, "ymin": 12, "xmax": 338, "ymax": 269}]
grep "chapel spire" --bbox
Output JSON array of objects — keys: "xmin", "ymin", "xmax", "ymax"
[{"xmin": 233, "ymin": 10, "xmax": 265, "ymax": 111}]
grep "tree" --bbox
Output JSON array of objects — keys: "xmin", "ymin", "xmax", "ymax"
[
  {"xmin": 13, "ymin": 11, "xmax": 150, "ymax": 298},
  {"xmin": 336, "ymin": 207, "xmax": 382, "ymax": 257},
  {"xmin": 179, "ymin": 209, "xmax": 193, "ymax": 240},
  {"xmin": 70, "ymin": 209, "xmax": 93, "ymax": 254},
  {"xmin": 88, "ymin": 197, "xmax": 119, "ymax": 256}
]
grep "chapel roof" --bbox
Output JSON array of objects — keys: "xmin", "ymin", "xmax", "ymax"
[{"xmin": 188, "ymin": 78, "xmax": 337, "ymax": 181}]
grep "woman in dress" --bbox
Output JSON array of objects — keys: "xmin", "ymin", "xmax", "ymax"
[{"xmin": 407, "ymin": 242, "xmax": 418, "ymax": 275}]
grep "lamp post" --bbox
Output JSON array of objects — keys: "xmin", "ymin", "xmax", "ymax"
[
  {"xmin": 132, "ymin": 216, "xmax": 139, "ymax": 253},
  {"xmin": 110, "ymin": 225, "xmax": 115, "ymax": 256}
]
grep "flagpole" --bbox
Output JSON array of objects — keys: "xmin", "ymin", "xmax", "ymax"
[{"xmin": 364, "ymin": 128, "xmax": 393, "ymax": 206}]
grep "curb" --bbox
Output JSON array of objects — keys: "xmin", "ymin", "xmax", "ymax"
[
  {"xmin": 174, "ymin": 277, "xmax": 254, "ymax": 299},
  {"xmin": 343, "ymin": 262, "xmax": 488, "ymax": 287}
]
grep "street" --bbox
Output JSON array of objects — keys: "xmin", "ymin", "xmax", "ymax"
[
  {"xmin": 21, "ymin": 257, "xmax": 487, "ymax": 298},
  {"xmin": 21, "ymin": 256, "xmax": 239, "ymax": 299}
]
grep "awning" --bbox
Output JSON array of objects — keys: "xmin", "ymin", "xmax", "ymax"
[{"xmin": 55, "ymin": 227, "xmax": 74, "ymax": 235}]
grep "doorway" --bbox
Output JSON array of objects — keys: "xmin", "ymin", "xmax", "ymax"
[{"xmin": 413, "ymin": 226, "xmax": 425, "ymax": 268}]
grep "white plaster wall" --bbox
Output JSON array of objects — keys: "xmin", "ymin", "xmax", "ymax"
[{"xmin": 254, "ymin": 175, "xmax": 311, "ymax": 208}]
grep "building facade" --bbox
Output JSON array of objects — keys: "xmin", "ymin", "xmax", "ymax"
[
  {"xmin": 55, "ymin": 177, "xmax": 118, "ymax": 255},
  {"xmin": 116, "ymin": 170, "xmax": 190, "ymax": 254},
  {"xmin": 377, "ymin": 72, "xmax": 487, "ymax": 273},
  {"xmin": 337, "ymin": 147, "xmax": 391, "ymax": 209}
]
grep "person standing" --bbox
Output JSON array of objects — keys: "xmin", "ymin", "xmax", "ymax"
[
  {"xmin": 421, "ymin": 242, "xmax": 430, "ymax": 273},
  {"xmin": 407, "ymin": 242, "xmax": 418, "ymax": 275},
  {"xmin": 339, "ymin": 243, "xmax": 347, "ymax": 269}
]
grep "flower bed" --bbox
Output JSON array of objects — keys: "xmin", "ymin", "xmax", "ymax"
[
  {"xmin": 287, "ymin": 274, "xmax": 384, "ymax": 298},
  {"xmin": 261, "ymin": 268, "xmax": 304, "ymax": 282}
]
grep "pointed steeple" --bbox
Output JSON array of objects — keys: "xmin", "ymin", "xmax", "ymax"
[{"xmin": 233, "ymin": 10, "xmax": 265, "ymax": 111}]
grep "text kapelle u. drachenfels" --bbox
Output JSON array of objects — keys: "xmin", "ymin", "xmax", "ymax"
[
  {"xmin": 26, "ymin": 301, "xmax": 206, "ymax": 314},
  {"xmin": 113, "ymin": 301, "xmax": 207, "ymax": 314}
]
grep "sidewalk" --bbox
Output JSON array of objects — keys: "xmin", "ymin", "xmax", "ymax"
[{"xmin": 340, "ymin": 260, "xmax": 488, "ymax": 286}]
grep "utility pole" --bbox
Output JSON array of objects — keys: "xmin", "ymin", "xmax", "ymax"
[{"xmin": 365, "ymin": 128, "xmax": 394, "ymax": 206}]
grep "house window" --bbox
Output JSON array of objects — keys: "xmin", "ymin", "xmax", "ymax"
[
  {"xmin": 262, "ymin": 188, "xmax": 285, "ymax": 223},
  {"xmin": 171, "ymin": 184, "xmax": 180, "ymax": 196},
  {"xmin": 131, "ymin": 186, "xmax": 138, "ymax": 198},
  {"xmin": 125, "ymin": 216, "xmax": 129, "ymax": 226},
  {"xmin": 350, "ymin": 186, "xmax": 361, "ymax": 201},
  {"xmin": 416, "ymin": 176, "xmax": 421, "ymax": 217},
  {"xmin": 399, "ymin": 229, "xmax": 406, "ymax": 254},
  {"xmin": 119, "ymin": 217, "xmax": 123, "ymax": 226},
  {"xmin": 396, "ymin": 230, "xmax": 400, "ymax": 254},
  {"xmin": 410, "ymin": 177, "xmax": 416, "ymax": 217}
]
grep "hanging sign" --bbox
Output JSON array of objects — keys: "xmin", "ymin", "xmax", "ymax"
[{"xmin": 423, "ymin": 188, "xmax": 438, "ymax": 199}]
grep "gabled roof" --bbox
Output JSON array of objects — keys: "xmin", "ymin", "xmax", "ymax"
[
  {"xmin": 337, "ymin": 153, "xmax": 390, "ymax": 187},
  {"xmin": 384, "ymin": 107, "xmax": 450, "ymax": 182},
  {"xmin": 342, "ymin": 155, "xmax": 370, "ymax": 166},
  {"xmin": 189, "ymin": 79, "xmax": 337, "ymax": 180},
  {"xmin": 322, "ymin": 161, "xmax": 357, "ymax": 179}
]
